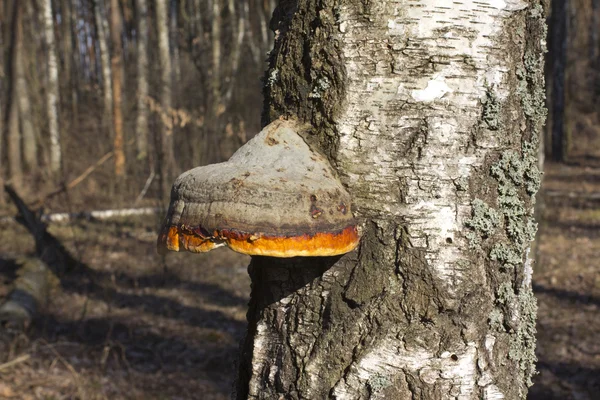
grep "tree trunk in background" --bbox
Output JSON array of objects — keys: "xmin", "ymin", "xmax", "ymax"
[
  {"xmin": 135, "ymin": 0, "xmax": 149, "ymax": 160},
  {"xmin": 16, "ymin": 1, "xmax": 37, "ymax": 171},
  {"xmin": 236, "ymin": 1, "xmax": 546, "ymax": 399},
  {"xmin": 109, "ymin": 0, "xmax": 125, "ymax": 178},
  {"xmin": 93, "ymin": 0, "xmax": 114, "ymax": 139},
  {"xmin": 205, "ymin": 0, "xmax": 222, "ymax": 163},
  {"xmin": 7, "ymin": 0, "xmax": 23, "ymax": 187},
  {"xmin": 60, "ymin": 0, "xmax": 77, "ymax": 121},
  {"xmin": 42, "ymin": 0, "xmax": 62, "ymax": 175},
  {"xmin": 548, "ymin": 0, "xmax": 567, "ymax": 161},
  {"xmin": 170, "ymin": 0, "xmax": 181, "ymax": 86},
  {"xmin": 156, "ymin": 0, "xmax": 175, "ymax": 199}
]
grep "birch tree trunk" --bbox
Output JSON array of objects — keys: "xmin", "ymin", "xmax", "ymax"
[
  {"xmin": 41, "ymin": 0, "xmax": 62, "ymax": 175},
  {"xmin": 236, "ymin": 1, "xmax": 546, "ymax": 399},
  {"xmin": 109, "ymin": 0, "xmax": 125, "ymax": 178},
  {"xmin": 156, "ymin": 0, "xmax": 176, "ymax": 198},
  {"xmin": 93, "ymin": 0, "xmax": 114, "ymax": 135},
  {"xmin": 135, "ymin": 0, "xmax": 149, "ymax": 160},
  {"xmin": 16, "ymin": 1, "xmax": 37, "ymax": 171},
  {"xmin": 7, "ymin": 0, "xmax": 23, "ymax": 186}
]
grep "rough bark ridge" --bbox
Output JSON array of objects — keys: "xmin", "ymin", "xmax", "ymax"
[{"xmin": 238, "ymin": 1, "xmax": 546, "ymax": 399}]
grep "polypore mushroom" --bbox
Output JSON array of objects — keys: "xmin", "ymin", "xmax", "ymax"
[{"xmin": 157, "ymin": 118, "xmax": 359, "ymax": 257}]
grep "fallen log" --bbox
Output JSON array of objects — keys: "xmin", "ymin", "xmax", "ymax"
[
  {"xmin": 5, "ymin": 185, "xmax": 79, "ymax": 276},
  {"xmin": 1, "ymin": 186, "xmax": 79, "ymax": 329},
  {"xmin": 0, "ymin": 206, "xmax": 163, "ymax": 225}
]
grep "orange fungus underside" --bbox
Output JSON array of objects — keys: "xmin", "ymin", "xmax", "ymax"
[{"xmin": 157, "ymin": 224, "xmax": 359, "ymax": 257}]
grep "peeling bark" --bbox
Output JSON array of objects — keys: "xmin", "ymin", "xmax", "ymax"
[{"xmin": 236, "ymin": 1, "xmax": 546, "ymax": 399}]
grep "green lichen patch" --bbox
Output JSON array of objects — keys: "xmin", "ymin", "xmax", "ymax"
[
  {"xmin": 489, "ymin": 243, "xmax": 522, "ymax": 269},
  {"xmin": 368, "ymin": 373, "xmax": 391, "ymax": 394},
  {"xmin": 488, "ymin": 308, "xmax": 505, "ymax": 332},
  {"xmin": 508, "ymin": 286, "xmax": 538, "ymax": 387},
  {"xmin": 465, "ymin": 199, "xmax": 500, "ymax": 238}
]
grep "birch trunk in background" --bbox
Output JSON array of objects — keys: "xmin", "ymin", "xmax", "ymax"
[
  {"xmin": 109, "ymin": 0, "xmax": 125, "ymax": 178},
  {"xmin": 16, "ymin": 1, "xmax": 37, "ymax": 171},
  {"xmin": 170, "ymin": 0, "xmax": 181, "ymax": 86},
  {"xmin": 236, "ymin": 1, "xmax": 546, "ymax": 399},
  {"xmin": 135, "ymin": 0, "xmax": 149, "ymax": 160},
  {"xmin": 93, "ymin": 0, "xmax": 114, "ymax": 137},
  {"xmin": 8, "ymin": 0, "xmax": 23, "ymax": 186},
  {"xmin": 60, "ymin": 0, "xmax": 76, "ymax": 120},
  {"xmin": 41, "ymin": 0, "xmax": 62, "ymax": 175},
  {"xmin": 156, "ymin": 0, "xmax": 175, "ymax": 198}
]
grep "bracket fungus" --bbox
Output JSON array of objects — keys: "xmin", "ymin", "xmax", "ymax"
[{"xmin": 157, "ymin": 119, "xmax": 359, "ymax": 258}]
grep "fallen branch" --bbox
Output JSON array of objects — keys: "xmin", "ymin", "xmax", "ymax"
[
  {"xmin": 32, "ymin": 138, "xmax": 135, "ymax": 208},
  {"xmin": 0, "ymin": 354, "xmax": 31, "ymax": 372},
  {"xmin": 0, "ymin": 206, "xmax": 163, "ymax": 225},
  {"xmin": 135, "ymin": 170, "xmax": 156, "ymax": 205}
]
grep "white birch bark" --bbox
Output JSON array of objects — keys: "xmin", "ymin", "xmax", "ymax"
[
  {"xmin": 41, "ymin": 0, "xmax": 62, "ymax": 174},
  {"xmin": 237, "ymin": 1, "xmax": 546, "ymax": 399},
  {"xmin": 135, "ymin": 0, "xmax": 150, "ymax": 159}
]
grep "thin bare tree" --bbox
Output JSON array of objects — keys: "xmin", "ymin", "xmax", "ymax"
[
  {"xmin": 156, "ymin": 0, "xmax": 175, "ymax": 198},
  {"xmin": 109, "ymin": 0, "xmax": 125, "ymax": 178},
  {"xmin": 41, "ymin": 0, "xmax": 62, "ymax": 175},
  {"xmin": 7, "ymin": 0, "xmax": 23, "ymax": 186},
  {"xmin": 16, "ymin": 1, "xmax": 37, "ymax": 171},
  {"xmin": 135, "ymin": 0, "xmax": 149, "ymax": 160},
  {"xmin": 93, "ymin": 0, "xmax": 113, "ymax": 136}
]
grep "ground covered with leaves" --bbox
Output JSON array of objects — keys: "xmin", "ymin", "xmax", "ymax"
[{"xmin": 0, "ymin": 162, "xmax": 599, "ymax": 399}]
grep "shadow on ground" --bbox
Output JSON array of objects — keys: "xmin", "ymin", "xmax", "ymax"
[{"xmin": 529, "ymin": 162, "xmax": 600, "ymax": 400}]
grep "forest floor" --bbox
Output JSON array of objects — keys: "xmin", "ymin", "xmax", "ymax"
[
  {"xmin": 0, "ymin": 161, "xmax": 598, "ymax": 399},
  {"xmin": 529, "ymin": 160, "xmax": 600, "ymax": 400}
]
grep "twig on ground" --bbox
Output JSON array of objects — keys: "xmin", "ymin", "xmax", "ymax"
[{"xmin": 0, "ymin": 354, "xmax": 31, "ymax": 372}]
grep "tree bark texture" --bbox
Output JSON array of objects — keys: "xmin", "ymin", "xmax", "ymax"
[
  {"xmin": 7, "ymin": 0, "xmax": 23, "ymax": 186},
  {"xmin": 156, "ymin": 0, "xmax": 176, "ymax": 198},
  {"xmin": 41, "ymin": 0, "xmax": 62, "ymax": 175},
  {"xmin": 135, "ymin": 0, "xmax": 150, "ymax": 159},
  {"xmin": 109, "ymin": 0, "xmax": 125, "ymax": 178},
  {"xmin": 236, "ymin": 1, "xmax": 546, "ymax": 399},
  {"xmin": 93, "ymin": 0, "xmax": 114, "ymax": 134},
  {"xmin": 15, "ymin": 1, "xmax": 37, "ymax": 171}
]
